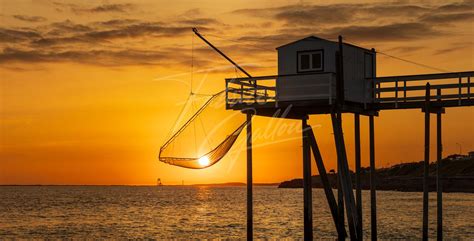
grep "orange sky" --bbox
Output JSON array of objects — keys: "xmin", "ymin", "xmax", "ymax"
[{"xmin": 1, "ymin": 0, "xmax": 473, "ymax": 185}]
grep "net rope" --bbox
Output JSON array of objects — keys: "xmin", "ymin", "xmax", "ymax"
[{"xmin": 158, "ymin": 91, "xmax": 247, "ymax": 169}]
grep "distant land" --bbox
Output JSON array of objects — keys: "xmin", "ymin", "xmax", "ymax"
[
  {"xmin": 191, "ymin": 182, "xmax": 278, "ymax": 187},
  {"xmin": 279, "ymin": 154, "xmax": 474, "ymax": 193},
  {"xmin": 0, "ymin": 183, "xmax": 279, "ymax": 187}
]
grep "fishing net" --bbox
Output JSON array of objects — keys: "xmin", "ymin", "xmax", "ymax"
[{"xmin": 159, "ymin": 91, "xmax": 247, "ymax": 169}]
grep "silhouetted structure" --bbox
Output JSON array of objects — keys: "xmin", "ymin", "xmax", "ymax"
[{"xmin": 193, "ymin": 29, "xmax": 473, "ymax": 240}]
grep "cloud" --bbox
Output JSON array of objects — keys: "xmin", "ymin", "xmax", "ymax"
[
  {"xmin": 84, "ymin": 4, "xmax": 135, "ymax": 13},
  {"xmin": 13, "ymin": 15, "xmax": 47, "ymax": 22},
  {"xmin": 178, "ymin": 18, "xmax": 220, "ymax": 26},
  {"xmin": 231, "ymin": 3, "xmax": 431, "ymax": 26},
  {"xmin": 436, "ymin": 1, "xmax": 474, "ymax": 12},
  {"xmin": 0, "ymin": 47, "xmax": 170, "ymax": 66},
  {"xmin": 0, "ymin": 45, "xmax": 255, "ymax": 70},
  {"xmin": 31, "ymin": 22, "xmax": 203, "ymax": 47},
  {"xmin": 419, "ymin": 12, "xmax": 474, "ymax": 24},
  {"xmin": 2, "ymin": 1, "xmax": 471, "ymax": 68},
  {"xmin": 53, "ymin": 2, "xmax": 136, "ymax": 14},
  {"xmin": 433, "ymin": 42, "xmax": 472, "ymax": 55},
  {"xmin": 274, "ymin": 4, "xmax": 355, "ymax": 25},
  {"xmin": 324, "ymin": 23, "xmax": 441, "ymax": 42},
  {"xmin": 386, "ymin": 46, "xmax": 427, "ymax": 54},
  {"xmin": 46, "ymin": 20, "xmax": 93, "ymax": 36},
  {"xmin": 92, "ymin": 19, "xmax": 140, "ymax": 27},
  {"xmin": 0, "ymin": 28, "xmax": 42, "ymax": 42},
  {"xmin": 0, "ymin": 14, "xmax": 224, "ymax": 67},
  {"xmin": 230, "ymin": 1, "xmax": 472, "ymax": 44},
  {"xmin": 233, "ymin": 22, "xmax": 440, "ymax": 48}
]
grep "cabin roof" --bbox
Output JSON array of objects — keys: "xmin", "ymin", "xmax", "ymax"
[{"xmin": 276, "ymin": 35, "xmax": 373, "ymax": 52}]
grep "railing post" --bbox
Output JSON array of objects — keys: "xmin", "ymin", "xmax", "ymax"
[
  {"xmin": 468, "ymin": 77, "xmax": 471, "ymax": 100},
  {"xmin": 372, "ymin": 78, "xmax": 375, "ymax": 102},
  {"xmin": 377, "ymin": 83, "xmax": 380, "ymax": 99},
  {"xmin": 240, "ymin": 83, "xmax": 244, "ymax": 103},
  {"xmin": 395, "ymin": 80, "xmax": 399, "ymax": 108},
  {"xmin": 254, "ymin": 79, "xmax": 257, "ymax": 103},
  {"xmin": 225, "ymin": 80, "xmax": 229, "ymax": 106},
  {"xmin": 404, "ymin": 80, "xmax": 407, "ymax": 102},
  {"xmin": 458, "ymin": 77, "xmax": 462, "ymax": 105}
]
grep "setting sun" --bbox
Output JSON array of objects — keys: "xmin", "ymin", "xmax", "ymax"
[{"xmin": 198, "ymin": 156, "xmax": 210, "ymax": 167}]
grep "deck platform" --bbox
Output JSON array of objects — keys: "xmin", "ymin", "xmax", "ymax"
[{"xmin": 225, "ymin": 71, "xmax": 474, "ymax": 117}]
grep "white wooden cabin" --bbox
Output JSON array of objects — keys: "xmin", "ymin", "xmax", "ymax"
[{"xmin": 276, "ymin": 36, "xmax": 376, "ymax": 105}]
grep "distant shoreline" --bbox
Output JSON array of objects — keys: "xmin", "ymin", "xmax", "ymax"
[
  {"xmin": 0, "ymin": 183, "xmax": 279, "ymax": 187},
  {"xmin": 279, "ymin": 155, "xmax": 474, "ymax": 193},
  {"xmin": 3, "ymin": 155, "xmax": 473, "ymax": 191}
]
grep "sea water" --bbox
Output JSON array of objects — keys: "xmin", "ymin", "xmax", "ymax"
[{"xmin": 0, "ymin": 186, "xmax": 473, "ymax": 239}]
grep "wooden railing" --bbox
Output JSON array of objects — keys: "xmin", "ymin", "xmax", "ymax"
[
  {"xmin": 225, "ymin": 72, "xmax": 337, "ymax": 107},
  {"xmin": 225, "ymin": 77, "xmax": 276, "ymax": 106},
  {"xmin": 374, "ymin": 71, "xmax": 474, "ymax": 109},
  {"xmin": 225, "ymin": 71, "xmax": 474, "ymax": 110}
]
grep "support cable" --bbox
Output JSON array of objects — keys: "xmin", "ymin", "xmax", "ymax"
[
  {"xmin": 376, "ymin": 51, "xmax": 449, "ymax": 73},
  {"xmin": 343, "ymin": 37, "xmax": 450, "ymax": 73}
]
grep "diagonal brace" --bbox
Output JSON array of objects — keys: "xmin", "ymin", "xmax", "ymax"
[{"xmin": 307, "ymin": 126, "xmax": 347, "ymax": 238}]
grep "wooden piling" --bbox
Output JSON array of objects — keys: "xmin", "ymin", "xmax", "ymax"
[
  {"xmin": 355, "ymin": 114, "xmax": 362, "ymax": 239},
  {"xmin": 337, "ymin": 168, "xmax": 345, "ymax": 240},
  {"xmin": 437, "ymin": 89, "xmax": 443, "ymax": 241},
  {"xmin": 246, "ymin": 113, "xmax": 253, "ymax": 241},
  {"xmin": 369, "ymin": 115, "xmax": 377, "ymax": 241},
  {"xmin": 302, "ymin": 117, "xmax": 313, "ymax": 240},
  {"xmin": 332, "ymin": 112, "xmax": 359, "ymax": 240},
  {"xmin": 423, "ymin": 83, "xmax": 430, "ymax": 241},
  {"xmin": 336, "ymin": 113, "xmax": 346, "ymax": 240}
]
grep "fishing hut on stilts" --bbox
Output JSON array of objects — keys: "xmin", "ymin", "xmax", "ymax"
[{"xmin": 159, "ymin": 28, "xmax": 474, "ymax": 240}]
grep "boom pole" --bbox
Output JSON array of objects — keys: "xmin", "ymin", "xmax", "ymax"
[
  {"xmin": 192, "ymin": 28, "xmax": 252, "ymax": 78},
  {"xmin": 192, "ymin": 28, "xmax": 254, "ymax": 240}
]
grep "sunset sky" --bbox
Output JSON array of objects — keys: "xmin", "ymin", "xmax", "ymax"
[{"xmin": 1, "ymin": 0, "xmax": 473, "ymax": 185}]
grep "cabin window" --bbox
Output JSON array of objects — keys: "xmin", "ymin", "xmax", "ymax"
[{"xmin": 298, "ymin": 50, "xmax": 323, "ymax": 72}]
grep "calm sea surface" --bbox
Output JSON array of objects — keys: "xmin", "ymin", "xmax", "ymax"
[{"xmin": 0, "ymin": 186, "xmax": 473, "ymax": 239}]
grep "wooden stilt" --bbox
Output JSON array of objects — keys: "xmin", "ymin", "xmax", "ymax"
[
  {"xmin": 335, "ymin": 37, "xmax": 347, "ymax": 240},
  {"xmin": 369, "ymin": 115, "xmax": 377, "ymax": 241},
  {"xmin": 355, "ymin": 114, "xmax": 362, "ymax": 239},
  {"xmin": 307, "ymin": 126, "xmax": 346, "ymax": 237},
  {"xmin": 423, "ymin": 83, "xmax": 430, "ymax": 241},
  {"xmin": 246, "ymin": 113, "xmax": 253, "ymax": 241},
  {"xmin": 437, "ymin": 89, "xmax": 443, "ymax": 241},
  {"xmin": 302, "ymin": 117, "xmax": 313, "ymax": 240},
  {"xmin": 331, "ymin": 112, "xmax": 359, "ymax": 240},
  {"xmin": 337, "ymin": 168, "xmax": 345, "ymax": 240},
  {"xmin": 336, "ymin": 113, "xmax": 346, "ymax": 240}
]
